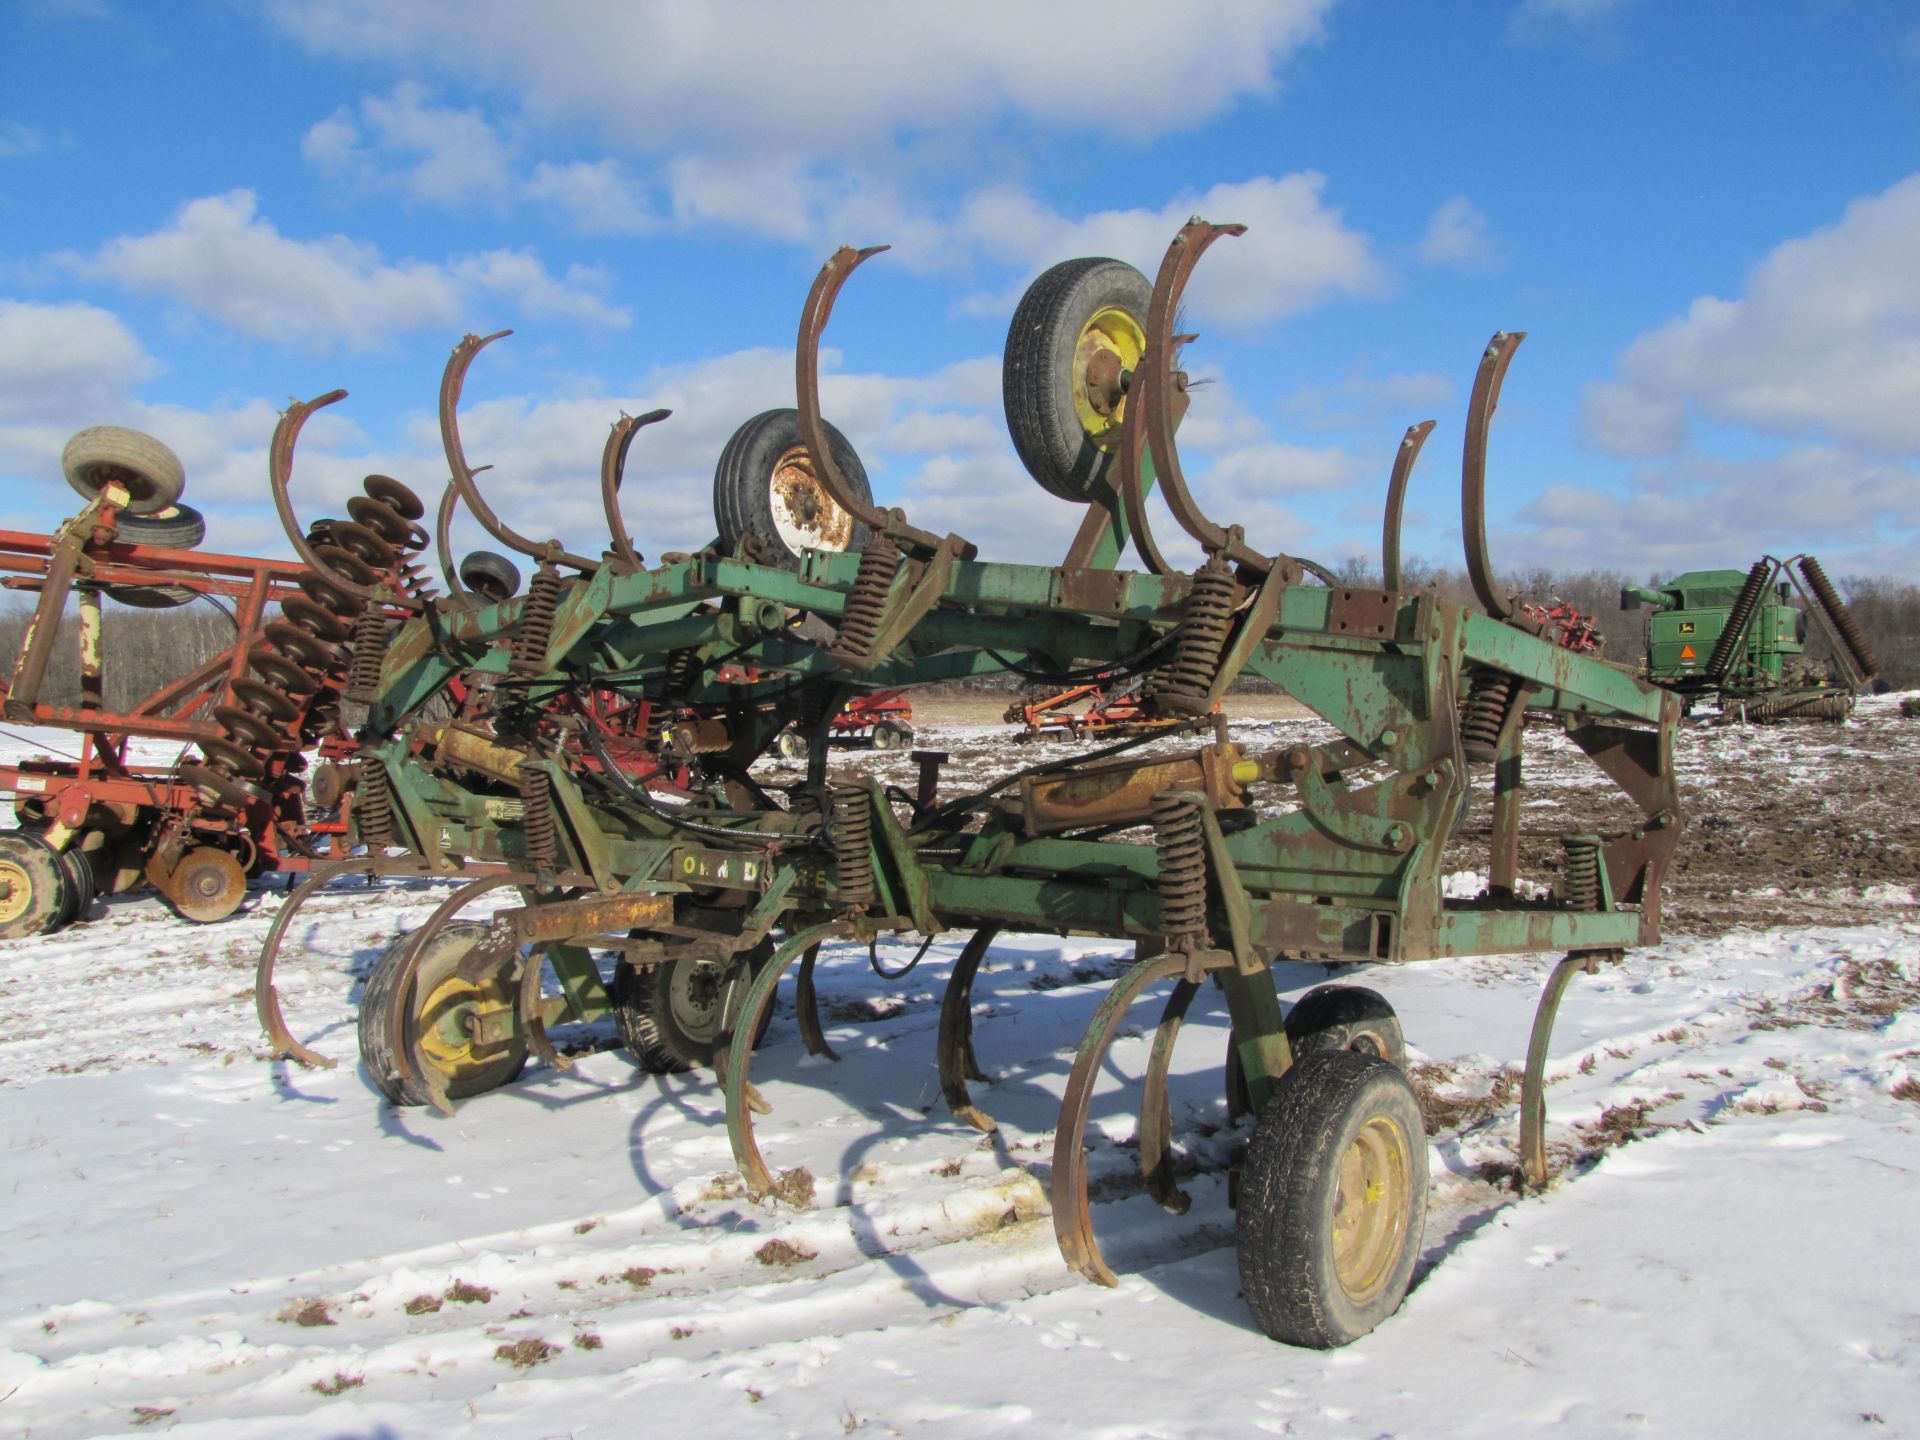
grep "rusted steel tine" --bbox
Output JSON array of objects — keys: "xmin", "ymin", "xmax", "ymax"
[
  {"xmin": 726, "ymin": 922, "xmax": 850, "ymax": 1198},
  {"xmin": 1520, "ymin": 950, "xmax": 1607, "ymax": 1189},
  {"xmin": 518, "ymin": 942, "xmax": 572, "ymax": 1073},
  {"xmin": 1461, "ymin": 331, "xmax": 1526, "ymax": 621},
  {"xmin": 1142, "ymin": 219, "xmax": 1269, "ymax": 571},
  {"xmin": 1115, "ymin": 368, "xmax": 1175, "ymax": 576},
  {"xmin": 253, "ymin": 857, "xmax": 378, "ymax": 1068},
  {"xmin": 1138, "ymin": 978, "xmax": 1202, "ymax": 1213},
  {"xmin": 793, "ymin": 943, "xmax": 838, "ymax": 1061},
  {"xmin": 270, "ymin": 391, "xmax": 414, "ymax": 611},
  {"xmin": 1052, "ymin": 950, "xmax": 1217, "ymax": 1286},
  {"xmin": 794, "ymin": 246, "xmax": 892, "ymax": 531},
  {"xmin": 439, "ymin": 330, "xmax": 600, "ymax": 572},
  {"xmin": 433, "ymin": 480, "xmax": 470, "ymax": 606},
  {"xmin": 600, "ymin": 409, "xmax": 671, "ymax": 570},
  {"xmin": 382, "ymin": 871, "xmax": 530, "ymax": 1093},
  {"xmin": 936, "ymin": 926, "xmax": 1002, "ymax": 1132},
  {"xmin": 1381, "ymin": 419, "xmax": 1436, "ymax": 592}
]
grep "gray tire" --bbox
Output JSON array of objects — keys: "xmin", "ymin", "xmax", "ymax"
[
  {"xmin": 713, "ymin": 409, "xmax": 873, "ymax": 570},
  {"xmin": 62, "ymin": 426, "xmax": 186, "ymax": 516}
]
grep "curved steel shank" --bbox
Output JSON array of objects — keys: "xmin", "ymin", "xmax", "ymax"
[
  {"xmin": 936, "ymin": 926, "xmax": 1002, "ymax": 1132},
  {"xmin": 795, "ymin": 246, "xmax": 893, "ymax": 532},
  {"xmin": 1381, "ymin": 419, "xmax": 1436, "ymax": 592},
  {"xmin": 270, "ymin": 390, "xmax": 416, "ymax": 611},
  {"xmin": 433, "ymin": 478, "xmax": 470, "ymax": 607},
  {"xmin": 253, "ymin": 856, "xmax": 379, "ymax": 1068},
  {"xmin": 600, "ymin": 408, "xmax": 670, "ymax": 571},
  {"xmin": 1461, "ymin": 331, "xmax": 1526, "ymax": 621},
  {"xmin": 439, "ymin": 330, "xmax": 600, "ymax": 573}
]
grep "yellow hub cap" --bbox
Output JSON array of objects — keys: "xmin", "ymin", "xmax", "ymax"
[
  {"xmin": 417, "ymin": 973, "xmax": 517, "ymax": 1075},
  {"xmin": 1071, "ymin": 306, "xmax": 1147, "ymax": 453},
  {"xmin": 1331, "ymin": 1114, "xmax": 1413, "ymax": 1303},
  {"xmin": 0, "ymin": 860, "xmax": 33, "ymax": 926}
]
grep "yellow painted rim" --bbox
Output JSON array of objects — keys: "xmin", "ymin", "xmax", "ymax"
[
  {"xmin": 1331, "ymin": 1113, "xmax": 1413, "ymax": 1303},
  {"xmin": 417, "ymin": 972, "xmax": 517, "ymax": 1075},
  {"xmin": 0, "ymin": 859, "xmax": 34, "ymax": 926},
  {"xmin": 1070, "ymin": 306, "xmax": 1147, "ymax": 454}
]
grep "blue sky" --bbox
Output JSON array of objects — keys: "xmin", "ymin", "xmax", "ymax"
[{"xmin": 3, "ymin": 0, "xmax": 1918, "ymax": 583}]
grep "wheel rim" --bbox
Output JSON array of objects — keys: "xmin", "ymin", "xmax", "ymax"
[
  {"xmin": 668, "ymin": 958, "xmax": 726, "ymax": 1041},
  {"xmin": 1331, "ymin": 1114, "xmax": 1414, "ymax": 1304},
  {"xmin": 1071, "ymin": 306, "xmax": 1147, "ymax": 455},
  {"xmin": 766, "ymin": 445, "xmax": 857, "ymax": 558},
  {"xmin": 417, "ymin": 972, "xmax": 518, "ymax": 1077},
  {"xmin": 0, "ymin": 858, "xmax": 34, "ymax": 926}
]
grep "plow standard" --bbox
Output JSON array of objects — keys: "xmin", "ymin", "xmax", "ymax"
[{"xmin": 224, "ymin": 220, "xmax": 1682, "ymax": 1347}]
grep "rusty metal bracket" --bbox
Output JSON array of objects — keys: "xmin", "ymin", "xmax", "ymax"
[
  {"xmin": 1283, "ymin": 746, "xmax": 1417, "ymax": 855},
  {"xmin": 500, "ymin": 889, "xmax": 675, "ymax": 943},
  {"xmin": 1461, "ymin": 331, "xmax": 1526, "ymax": 622},
  {"xmin": 439, "ymin": 331, "xmax": 601, "ymax": 573},
  {"xmin": 1201, "ymin": 559, "xmax": 1295, "ymax": 711},
  {"xmin": 1382, "ymin": 419, "xmax": 1436, "ymax": 592},
  {"xmin": 601, "ymin": 408, "xmax": 671, "ymax": 572}
]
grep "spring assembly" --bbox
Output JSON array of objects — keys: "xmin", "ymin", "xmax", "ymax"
[
  {"xmin": 1798, "ymin": 555, "xmax": 1880, "ymax": 679},
  {"xmin": 828, "ymin": 537, "xmax": 902, "ymax": 668},
  {"xmin": 1560, "ymin": 833, "xmax": 1603, "ymax": 911},
  {"xmin": 1152, "ymin": 791, "xmax": 1208, "ymax": 950},
  {"xmin": 1459, "ymin": 667, "xmax": 1520, "ymax": 764},
  {"xmin": 511, "ymin": 564, "xmax": 564, "ymax": 676},
  {"xmin": 519, "ymin": 767, "xmax": 558, "ymax": 870},
  {"xmin": 1149, "ymin": 556, "xmax": 1238, "ymax": 718},
  {"xmin": 1704, "ymin": 560, "xmax": 1771, "ymax": 681},
  {"xmin": 355, "ymin": 762, "xmax": 394, "ymax": 850},
  {"xmin": 344, "ymin": 611, "xmax": 389, "ymax": 703},
  {"xmin": 660, "ymin": 646, "xmax": 703, "ymax": 700},
  {"xmin": 829, "ymin": 784, "xmax": 875, "ymax": 909}
]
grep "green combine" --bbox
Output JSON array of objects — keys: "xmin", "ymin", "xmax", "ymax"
[{"xmin": 1623, "ymin": 555, "xmax": 1879, "ymax": 721}]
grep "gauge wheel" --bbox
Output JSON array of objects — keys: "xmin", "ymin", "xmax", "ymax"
[
  {"xmin": 713, "ymin": 409, "xmax": 873, "ymax": 570},
  {"xmin": 1237, "ymin": 1051, "xmax": 1428, "ymax": 1348},
  {"xmin": 0, "ymin": 831, "xmax": 73, "ymax": 940},
  {"xmin": 1002, "ymin": 257, "xmax": 1152, "ymax": 502},
  {"xmin": 871, "ymin": 719, "xmax": 911, "ymax": 750},
  {"xmin": 62, "ymin": 425, "xmax": 186, "ymax": 516},
  {"xmin": 612, "ymin": 939, "xmax": 774, "ymax": 1073},
  {"xmin": 1285, "ymin": 985, "xmax": 1406, "ymax": 1070},
  {"xmin": 358, "ymin": 920, "xmax": 529, "ymax": 1106},
  {"xmin": 459, "ymin": 550, "xmax": 522, "ymax": 604},
  {"xmin": 775, "ymin": 727, "xmax": 808, "ymax": 761}
]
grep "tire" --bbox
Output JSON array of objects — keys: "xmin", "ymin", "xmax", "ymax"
[
  {"xmin": 358, "ymin": 921, "xmax": 529, "ymax": 1106},
  {"xmin": 56, "ymin": 845, "xmax": 98, "ymax": 928},
  {"xmin": 713, "ymin": 409, "xmax": 873, "ymax": 570},
  {"xmin": 1286, "ymin": 985, "xmax": 1406, "ymax": 1070},
  {"xmin": 775, "ymin": 728, "xmax": 808, "ymax": 761},
  {"xmin": 0, "ymin": 831, "xmax": 72, "ymax": 939},
  {"xmin": 111, "ymin": 502, "xmax": 207, "ymax": 549},
  {"xmin": 1002, "ymin": 257, "xmax": 1152, "ymax": 502},
  {"xmin": 459, "ymin": 550, "xmax": 522, "ymax": 604},
  {"xmin": 1237, "ymin": 1051, "xmax": 1429, "ymax": 1348},
  {"xmin": 62, "ymin": 426, "xmax": 186, "ymax": 516},
  {"xmin": 872, "ymin": 720, "xmax": 910, "ymax": 750},
  {"xmin": 613, "ymin": 940, "xmax": 772, "ymax": 1073}
]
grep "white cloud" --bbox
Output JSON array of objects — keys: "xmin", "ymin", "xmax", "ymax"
[
  {"xmin": 0, "ymin": 120, "xmax": 51, "ymax": 159},
  {"xmin": 1417, "ymin": 195, "xmax": 1504, "ymax": 271},
  {"xmin": 1584, "ymin": 172, "xmax": 1920, "ymax": 457},
  {"xmin": 1280, "ymin": 369, "xmax": 1452, "ymax": 432},
  {"xmin": 66, "ymin": 191, "xmax": 628, "ymax": 350},
  {"xmin": 962, "ymin": 173, "xmax": 1387, "ymax": 331},
  {"xmin": 0, "ymin": 300, "xmax": 157, "ymax": 420},
  {"xmin": 526, "ymin": 159, "xmax": 657, "ymax": 235},
  {"xmin": 1510, "ymin": 0, "xmax": 1636, "ymax": 45},
  {"xmin": 301, "ymin": 82, "xmax": 515, "ymax": 209},
  {"xmin": 266, "ymin": 0, "xmax": 1334, "ymax": 155}
]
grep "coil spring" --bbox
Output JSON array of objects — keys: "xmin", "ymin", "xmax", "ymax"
[
  {"xmin": 1704, "ymin": 560, "xmax": 1771, "ymax": 681},
  {"xmin": 356, "ymin": 762, "xmax": 394, "ymax": 850},
  {"xmin": 1150, "ymin": 557, "xmax": 1238, "ymax": 717},
  {"xmin": 661, "ymin": 647, "xmax": 702, "ymax": 699},
  {"xmin": 829, "ymin": 785, "xmax": 875, "ymax": 909},
  {"xmin": 344, "ymin": 611, "xmax": 388, "ymax": 703},
  {"xmin": 1561, "ymin": 833, "xmax": 1603, "ymax": 911},
  {"xmin": 511, "ymin": 565, "xmax": 564, "ymax": 676},
  {"xmin": 520, "ymin": 768, "xmax": 557, "ymax": 870},
  {"xmin": 1798, "ymin": 555, "xmax": 1880, "ymax": 679},
  {"xmin": 829, "ymin": 538, "xmax": 902, "ymax": 667},
  {"xmin": 1152, "ymin": 791, "xmax": 1208, "ymax": 949},
  {"xmin": 1459, "ymin": 667, "xmax": 1519, "ymax": 763}
]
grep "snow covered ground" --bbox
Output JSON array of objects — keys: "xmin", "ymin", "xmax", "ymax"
[{"xmin": 2, "ymin": 704, "xmax": 1919, "ymax": 1438}]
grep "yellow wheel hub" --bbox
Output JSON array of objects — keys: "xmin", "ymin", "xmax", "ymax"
[
  {"xmin": 1331, "ymin": 1114, "xmax": 1413, "ymax": 1303},
  {"xmin": 1071, "ymin": 306, "xmax": 1147, "ymax": 453},
  {"xmin": 0, "ymin": 860, "xmax": 33, "ymax": 926},
  {"xmin": 417, "ymin": 973, "xmax": 518, "ymax": 1076}
]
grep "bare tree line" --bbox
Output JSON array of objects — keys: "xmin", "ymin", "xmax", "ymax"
[{"xmin": 4, "ymin": 560, "xmax": 1917, "ymax": 715}]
